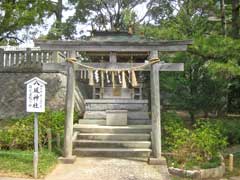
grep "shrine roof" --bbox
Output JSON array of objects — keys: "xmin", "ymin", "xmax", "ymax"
[
  {"xmin": 89, "ymin": 31, "xmax": 151, "ymax": 42},
  {"xmin": 34, "ymin": 31, "xmax": 192, "ymax": 52}
]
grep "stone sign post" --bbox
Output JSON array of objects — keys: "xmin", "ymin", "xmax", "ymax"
[{"xmin": 25, "ymin": 77, "xmax": 47, "ymax": 179}]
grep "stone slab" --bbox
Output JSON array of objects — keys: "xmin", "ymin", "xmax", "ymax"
[
  {"xmin": 73, "ymin": 140, "xmax": 151, "ymax": 148},
  {"xmin": 148, "ymin": 157, "xmax": 167, "ymax": 165},
  {"xmin": 58, "ymin": 156, "xmax": 77, "ymax": 164},
  {"xmin": 84, "ymin": 111, "xmax": 150, "ymax": 120},
  {"xmin": 106, "ymin": 110, "xmax": 128, "ymax": 126},
  {"xmin": 86, "ymin": 103, "xmax": 148, "ymax": 111},
  {"xmin": 128, "ymin": 119, "xmax": 151, "ymax": 125},
  {"xmin": 85, "ymin": 99, "xmax": 148, "ymax": 104},
  {"xmin": 77, "ymin": 133, "xmax": 150, "ymax": 141},
  {"xmin": 73, "ymin": 148, "xmax": 151, "ymax": 157},
  {"xmin": 74, "ymin": 124, "xmax": 152, "ymax": 134},
  {"xmin": 78, "ymin": 119, "xmax": 106, "ymax": 125}
]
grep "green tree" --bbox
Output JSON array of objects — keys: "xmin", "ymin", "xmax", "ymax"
[
  {"xmin": 140, "ymin": 1, "xmax": 240, "ymax": 121},
  {"xmin": 67, "ymin": 0, "xmax": 177, "ymax": 32},
  {"xmin": 0, "ymin": 0, "xmax": 55, "ymax": 44},
  {"xmin": 46, "ymin": 0, "xmax": 77, "ymax": 40}
]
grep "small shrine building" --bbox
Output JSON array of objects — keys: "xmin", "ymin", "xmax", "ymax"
[{"xmin": 35, "ymin": 31, "xmax": 192, "ymax": 164}]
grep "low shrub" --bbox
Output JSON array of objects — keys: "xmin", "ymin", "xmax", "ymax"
[
  {"xmin": 216, "ymin": 117, "xmax": 240, "ymax": 145},
  {"xmin": 195, "ymin": 117, "xmax": 240, "ymax": 146},
  {"xmin": 162, "ymin": 112, "xmax": 227, "ymax": 169},
  {"xmin": 162, "ymin": 112, "xmax": 190, "ymax": 152},
  {"xmin": 0, "ymin": 110, "xmax": 70, "ymax": 150}
]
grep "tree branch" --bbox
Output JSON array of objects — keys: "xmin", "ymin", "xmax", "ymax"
[
  {"xmin": 102, "ymin": 1, "xmax": 114, "ymax": 29},
  {"xmin": 0, "ymin": 33, "xmax": 24, "ymax": 43}
]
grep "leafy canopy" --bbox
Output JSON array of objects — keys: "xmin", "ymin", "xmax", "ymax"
[{"xmin": 0, "ymin": 0, "xmax": 55, "ymax": 44}]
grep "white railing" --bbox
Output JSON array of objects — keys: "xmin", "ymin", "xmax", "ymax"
[{"xmin": 0, "ymin": 48, "xmax": 66, "ymax": 69}]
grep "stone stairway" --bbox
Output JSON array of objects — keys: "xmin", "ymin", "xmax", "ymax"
[
  {"xmin": 73, "ymin": 99, "xmax": 152, "ymax": 157},
  {"xmin": 73, "ymin": 124, "xmax": 152, "ymax": 157}
]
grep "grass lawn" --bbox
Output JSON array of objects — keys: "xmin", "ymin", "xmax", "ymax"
[{"xmin": 0, "ymin": 149, "xmax": 58, "ymax": 178}]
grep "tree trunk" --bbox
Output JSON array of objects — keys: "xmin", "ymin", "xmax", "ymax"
[
  {"xmin": 57, "ymin": 0, "xmax": 63, "ymax": 23},
  {"xmin": 204, "ymin": 111, "xmax": 209, "ymax": 118},
  {"xmin": 189, "ymin": 111, "xmax": 195, "ymax": 125},
  {"xmin": 232, "ymin": 0, "xmax": 239, "ymax": 38},
  {"xmin": 221, "ymin": 0, "xmax": 227, "ymax": 36}
]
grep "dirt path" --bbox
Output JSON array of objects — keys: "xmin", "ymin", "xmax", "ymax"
[{"xmin": 45, "ymin": 157, "xmax": 169, "ymax": 180}]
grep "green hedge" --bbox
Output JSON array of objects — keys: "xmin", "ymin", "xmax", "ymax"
[
  {"xmin": 162, "ymin": 112, "xmax": 227, "ymax": 169},
  {"xmin": 0, "ymin": 110, "xmax": 70, "ymax": 150}
]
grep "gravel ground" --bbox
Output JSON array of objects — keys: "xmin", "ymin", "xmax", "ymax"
[
  {"xmin": 0, "ymin": 178, "xmax": 32, "ymax": 180},
  {"xmin": 45, "ymin": 157, "xmax": 169, "ymax": 180}
]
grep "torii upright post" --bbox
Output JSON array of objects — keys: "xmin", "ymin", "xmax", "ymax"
[
  {"xmin": 59, "ymin": 50, "xmax": 76, "ymax": 163},
  {"xmin": 148, "ymin": 50, "xmax": 166, "ymax": 165}
]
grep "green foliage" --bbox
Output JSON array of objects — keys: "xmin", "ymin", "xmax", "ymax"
[
  {"xmin": 195, "ymin": 117, "xmax": 240, "ymax": 146},
  {"xmin": 162, "ymin": 112, "xmax": 190, "ymax": 151},
  {"xmin": 68, "ymin": 0, "xmax": 173, "ymax": 31},
  {"xmin": 163, "ymin": 112, "xmax": 227, "ymax": 169},
  {"xmin": 135, "ymin": 2, "xmax": 240, "ymax": 118},
  {"xmin": 192, "ymin": 120, "xmax": 227, "ymax": 160},
  {"xmin": 158, "ymin": 35, "xmax": 240, "ymax": 121},
  {"xmin": 0, "ymin": 110, "xmax": 65, "ymax": 150},
  {"xmin": 46, "ymin": 19, "xmax": 77, "ymax": 40},
  {"xmin": 214, "ymin": 117, "xmax": 240, "ymax": 145},
  {"xmin": 0, "ymin": 0, "xmax": 55, "ymax": 43},
  {"xmin": 200, "ymin": 156, "xmax": 221, "ymax": 169}
]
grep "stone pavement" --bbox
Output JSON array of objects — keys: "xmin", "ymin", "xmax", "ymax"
[
  {"xmin": 229, "ymin": 177, "xmax": 240, "ymax": 180},
  {"xmin": 45, "ymin": 157, "xmax": 169, "ymax": 180}
]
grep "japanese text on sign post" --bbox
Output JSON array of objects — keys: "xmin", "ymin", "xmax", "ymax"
[{"xmin": 25, "ymin": 77, "xmax": 47, "ymax": 113}]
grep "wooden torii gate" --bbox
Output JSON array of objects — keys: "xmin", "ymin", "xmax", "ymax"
[{"xmin": 35, "ymin": 38, "xmax": 192, "ymax": 164}]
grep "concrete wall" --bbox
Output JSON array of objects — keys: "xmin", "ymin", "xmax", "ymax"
[
  {"xmin": 0, "ymin": 73, "xmax": 67, "ymax": 119},
  {"xmin": 0, "ymin": 72, "xmax": 92, "ymax": 119}
]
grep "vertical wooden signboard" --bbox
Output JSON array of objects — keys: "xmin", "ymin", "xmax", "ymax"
[{"xmin": 25, "ymin": 77, "xmax": 47, "ymax": 179}]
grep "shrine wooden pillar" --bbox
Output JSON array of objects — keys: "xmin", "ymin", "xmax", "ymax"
[
  {"xmin": 60, "ymin": 50, "xmax": 76, "ymax": 163},
  {"xmin": 148, "ymin": 50, "xmax": 166, "ymax": 165}
]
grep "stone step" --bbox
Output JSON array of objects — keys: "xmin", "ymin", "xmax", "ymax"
[
  {"xmin": 128, "ymin": 119, "xmax": 151, "ymax": 125},
  {"xmin": 74, "ymin": 125, "xmax": 152, "ymax": 134},
  {"xmin": 78, "ymin": 119, "xmax": 106, "ymax": 125},
  {"xmin": 77, "ymin": 133, "xmax": 150, "ymax": 141},
  {"xmin": 78, "ymin": 119, "xmax": 151, "ymax": 125},
  {"xmin": 84, "ymin": 111, "xmax": 106, "ymax": 119},
  {"xmin": 86, "ymin": 104, "xmax": 148, "ymax": 111},
  {"xmin": 85, "ymin": 99, "xmax": 148, "ymax": 111},
  {"xmin": 73, "ymin": 148, "xmax": 152, "ymax": 157},
  {"xmin": 73, "ymin": 140, "xmax": 151, "ymax": 148},
  {"xmin": 84, "ymin": 111, "xmax": 150, "ymax": 120}
]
